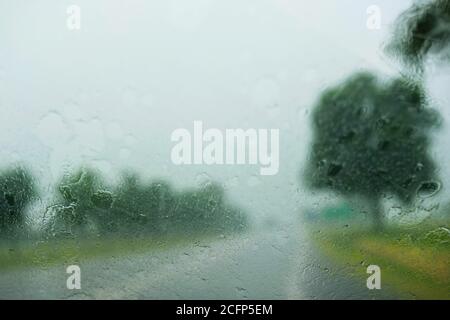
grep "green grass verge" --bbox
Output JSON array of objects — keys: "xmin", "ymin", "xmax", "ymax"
[
  {"xmin": 0, "ymin": 233, "xmax": 219, "ymax": 272},
  {"xmin": 310, "ymin": 224, "xmax": 450, "ymax": 300}
]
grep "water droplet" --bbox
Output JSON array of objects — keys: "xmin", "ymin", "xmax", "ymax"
[
  {"xmin": 416, "ymin": 181, "xmax": 440, "ymax": 198},
  {"xmin": 36, "ymin": 112, "xmax": 71, "ymax": 147},
  {"xmin": 422, "ymin": 227, "xmax": 450, "ymax": 245},
  {"xmin": 195, "ymin": 172, "xmax": 212, "ymax": 187}
]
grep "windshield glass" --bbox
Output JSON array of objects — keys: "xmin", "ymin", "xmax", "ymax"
[{"xmin": 0, "ymin": 0, "xmax": 449, "ymax": 300}]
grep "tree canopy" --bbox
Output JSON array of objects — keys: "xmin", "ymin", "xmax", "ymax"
[
  {"xmin": 304, "ymin": 72, "xmax": 441, "ymax": 227},
  {"xmin": 387, "ymin": 0, "xmax": 450, "ymax": 68},
  {"xmin": 0, "ymin": 166, "xmax": 38, "ymax": 238},
  {"xmin": 46, "ymin": 168, "xmax": 248, "ymax": 238}
]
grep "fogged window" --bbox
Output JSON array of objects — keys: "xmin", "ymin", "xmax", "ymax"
[{"xmin": 0, "ymin": 0, "xmax": 449, "ymax": 300}]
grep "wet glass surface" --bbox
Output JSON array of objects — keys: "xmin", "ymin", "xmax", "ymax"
[{"xmin": 0, "ymin": 0, "xmax": 449, "ymax": 300}]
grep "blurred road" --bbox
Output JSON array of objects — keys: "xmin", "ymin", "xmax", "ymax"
[{"xmin": 0, "ymin": 225, "xmax": 397, "ymax": 299}]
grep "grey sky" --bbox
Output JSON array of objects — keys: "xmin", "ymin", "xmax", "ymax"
[{"xmin": 1, "ymin": 0, "xmax": 448, "ymax": 224}]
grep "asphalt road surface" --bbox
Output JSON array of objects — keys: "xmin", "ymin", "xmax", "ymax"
[{"xmin": 0, "ymin": 225, "xmax": 398, "ymax": 299}]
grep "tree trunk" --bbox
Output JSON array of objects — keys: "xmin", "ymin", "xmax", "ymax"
[{"xmin": 368, "ymin": 198, "xmax": 384, "ymax": 232}]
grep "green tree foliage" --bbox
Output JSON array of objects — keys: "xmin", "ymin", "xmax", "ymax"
[
  {"xmin": 46, "ymin": 168, "xmax": 113, "ymax": 237},
  {"xmin": 110, "ymin": 174, "xmax": 174, "ymax": 234},
  {"xmin": 47, "ymin": 168, "xmax": 248, "ymax": 238},
  {"xmin": 167, "ymin": 183, "xmax": 248, "ymax": 236},
  {"xmin": 387, "ymin": 0, "xmax": 450, "ymax": 68},
  {"xmin": 304, "ymin": 72, "xmax": 441, "ymax": 229},
  {"xmin": 0, "ymin": 166, "xmax": 37, "ymax": 238}
]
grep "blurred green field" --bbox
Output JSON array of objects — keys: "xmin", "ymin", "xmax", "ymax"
[
  {"xmin": 0, "ymin": 234, "xmax": 215, "ymax": 272},
  {"xmin": 311, "ymin": 224, "xmax": 450, "ymax": 299}
]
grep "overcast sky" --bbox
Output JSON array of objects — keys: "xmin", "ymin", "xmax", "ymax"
[{"xmin": 1, "ymin": 0, "xmax": 448, "ymax": 224}]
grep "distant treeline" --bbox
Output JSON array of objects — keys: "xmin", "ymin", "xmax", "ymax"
[{"xmin": 0, "ymin": 166, "xmax": 248, "ymax": 240}]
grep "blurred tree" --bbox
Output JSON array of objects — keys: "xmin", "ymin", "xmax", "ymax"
[
  {"xmin": 142, "ymin": 181, "xmax": 176, "ymax": 235},
  {"xmin": 304, "ymin": 72, "xmax": 441, "ymax": 229},
  {"xmin": 173, "ymin": 183, "xmax": 226, "ymax": 235},
  {"xmin": 0, "ymin": 166, "xmax": 37, "ymax": 238},
  {"xmin": 47, "ymin": 168, "xmax": 112, "ymax": 237},
  {"xmin": 184, "ymin": 183, "xmax": 248, "ymax": 234},
  {"xmin": 46, "ymin": 168, "xmax": 248, "ymax": 238},
  {"xmin": 387, "ymin": 0, "xmax": 450, "ymax": 69},
  {"xmin": 111, "ymin": 174, "xmax": 171, "ymax": 234}
]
